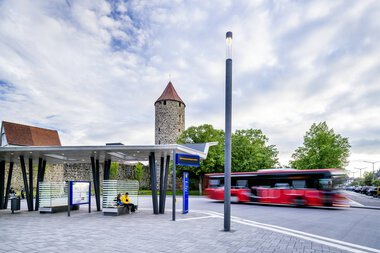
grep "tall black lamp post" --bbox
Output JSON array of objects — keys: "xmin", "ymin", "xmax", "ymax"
[{"xmin": 224, "ymin": 31, "xmax": 233, "ymax": 232}]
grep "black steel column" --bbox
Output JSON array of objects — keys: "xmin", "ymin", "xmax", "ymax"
[
  {"xmin": 35, "ymin": 158, "xmax": 43, "ymax": 211},
  {"xmin": 149, "ymin": 152, "xmax": 158, "ymax": 214},
  {"xmin": 4, "ymin": 162, "xmax": 14, "ymax": 209},
  {"xmin": 162, "ymin": 155, "xmax": 170, "ymax": 213},
  {"xmin": 0, "ymin": 160, "xmax": 5, "ymax": 210},
  {"xmin": 95, "ymin": 159, "xmax": 101, "ymax": 211},
  {"xmin": 104, "ymin": 159, "xmax": 111, "ymax": 180},
  {"xmin": 159, "ymin": 156, "xmax": 164, "ymax": 214},
  {"xmin": 28, "ymin": 158, "xmax": 34, "ymax": 211},
  {"xmin": 20, "ymin": 156, "xmax": 30, "ymax": 211},
  {"xmin": 41, "ymin": 160, "xmax": 47, "ymax": 182},
  {"xmin": 91, "ymin": 157, "xmax": 100, "ymax": 211}
]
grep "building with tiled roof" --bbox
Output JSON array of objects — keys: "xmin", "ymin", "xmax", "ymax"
[
  {"xmin": 155, "ymin": 82, "xmax": 185, "ymax": 144},
  {"xmin": 0, "ymin": 121, "xmax": 61, "ymax": 147}
]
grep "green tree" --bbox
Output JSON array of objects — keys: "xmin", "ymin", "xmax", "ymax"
[
  {"xmin": 109, "ymin": 162, "xmax": 119, "ymax": 179},
  {"xmin": 134, "ymin": 162, "xmax": 144, "ymax": 182},
  {"xmin": 177, "ymin": 124, "xmax": 225, "ymax": 194},
  {"xmin": 232, "ymin": 129, "xmax": 278, "ymax": 171},
  {"xmin": 363, "ymin": 171, "xmax": 374, "ymax": 186},
  {"xmin": 290, "ymin": 122, "xmax": 350, "ymax": 170}
]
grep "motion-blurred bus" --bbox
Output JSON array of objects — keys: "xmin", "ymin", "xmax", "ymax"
[{"xmin": 205, "ymin": 168, "xmax": 348, "ymax": 207}]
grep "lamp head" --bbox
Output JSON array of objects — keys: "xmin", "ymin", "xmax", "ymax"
[{"xmin": 226, "ymin": 31, "xmax": 233, "ymax": 59}]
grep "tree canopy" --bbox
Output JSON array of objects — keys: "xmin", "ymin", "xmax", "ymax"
[
  {"xmin": 177, "ymin": 124, "xmax": 279, "ymax": 175},
  {"xmin": 232, "ymin": 129, "xmax": 278, "ymax": 171},
  {"xmin": 290, "ymin": 122, "xmax": 350, "ymax": 170},
  {"xmin": 177, "ymin": 124, "xmax": 225, "ymax": 176}
]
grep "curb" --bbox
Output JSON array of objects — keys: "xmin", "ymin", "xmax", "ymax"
[{"xmin": 350, "ymin": 205, "xmax": 380, "ymax": 210}]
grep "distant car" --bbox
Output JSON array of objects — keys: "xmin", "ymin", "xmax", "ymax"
[
  {"xmin": 369, "ymin": 187, "xmax": 380, "ymax": 197},
  {"xmin": 354, "ymin": 186, "xmax": 362, "ymax": 193},
  {"xmin": 366, "ymin": 186, "xmax": 376, "ymax": 196},
  {"xmin": 360, "ymin": 186, "xmax": 370, "ymax": 194}
]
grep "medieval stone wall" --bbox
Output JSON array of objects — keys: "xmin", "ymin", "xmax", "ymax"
[{"xmin": 3, "ymin": 162, "xmax": 156, "ymax": 194}]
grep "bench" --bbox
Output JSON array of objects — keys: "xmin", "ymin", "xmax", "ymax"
[
  {"xmin": 40, "ymin": 205, "xmax": 79, "ymax": 213},
  {"xmin": 103, "ymin": 205, "xmax": 138, "ymax": 216}
]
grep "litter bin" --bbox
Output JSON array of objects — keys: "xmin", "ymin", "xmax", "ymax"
[{"xmin": 11, "ymin": 197, "xmax": 20, "ymax": 213}]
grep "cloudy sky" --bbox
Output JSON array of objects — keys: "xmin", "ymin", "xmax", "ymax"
[{"xmin": 0, "ymin": 0, "xmax": 379, "ymax": 173}]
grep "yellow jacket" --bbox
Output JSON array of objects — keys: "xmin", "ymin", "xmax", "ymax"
[{"xmin": 121, "ymin": 194, "xmax": 131, "ymax": 204}]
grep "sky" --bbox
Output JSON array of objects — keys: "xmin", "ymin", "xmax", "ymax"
[{"xmin": 0, "ymin": 0, "xmax": 379, "ymax": 174}]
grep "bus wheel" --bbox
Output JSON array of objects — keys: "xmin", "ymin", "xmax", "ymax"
[{"xmin": 294, "ymin": 197, "xmax": 306, "ymax": 207}]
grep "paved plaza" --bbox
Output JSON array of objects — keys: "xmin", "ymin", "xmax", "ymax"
[{"xmin": 0, "ymin": 204, "xmax": 353, "ymax": 253}]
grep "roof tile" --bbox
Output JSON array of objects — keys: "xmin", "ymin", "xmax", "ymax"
[
  {"xmin": 155, "ymin": 81, "xmax": 185, "ymax": 105},
  {"xmin": 2, "ymin": 121, "xmax": 61, "ymax": 146}
]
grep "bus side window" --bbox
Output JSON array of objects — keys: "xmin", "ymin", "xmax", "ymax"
[
  {"xmin": 292, "ymin": 180, "xmax": 306, "ymax": 189},
  {"xmin": 236, "ymin": 180, "xmax": 248, "ymax": 189},
  {"xmin": 209, "ymin": 179, "xmax": 221, "ymax": 188}
]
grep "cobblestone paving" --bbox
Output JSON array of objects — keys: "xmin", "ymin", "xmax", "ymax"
[{"xmin": 0, "ymin": 208, "xmax": 351, "ymax": 253}]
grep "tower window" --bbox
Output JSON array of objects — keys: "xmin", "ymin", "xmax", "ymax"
[
  {"xmin": 158, "ymin": 128, "xmax": 160, "ymax": 132},
  {"xmin": 178, "ymin": 129, "xmax": 181, "ymax": 132},
  {"xmin": 164, "ymin": 101, "xmax": 166, "ymax": 105},
  {"xmin": 159, "ymin": 140, "xmax": 161, "ymax": 144},
  {"xmin": 179, "ymin": 102, "xmax": 181, "ymax": 107}
]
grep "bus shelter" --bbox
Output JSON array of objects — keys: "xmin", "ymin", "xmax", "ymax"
[{"xmin": 0, "ymin": 143, "xmax": 214, "ymax": 217}]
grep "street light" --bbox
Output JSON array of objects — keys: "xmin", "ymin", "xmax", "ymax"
[
  {"xmin": 224, "ymin": 31, "xmax": 233, "ymax": 232},
  {"xmin": 363, "ymin": 161, "xmax": 380, "ymax": 181},
  {"xmin": 354, "ymin": 167, "xmax": 366, "ymax": 178}
]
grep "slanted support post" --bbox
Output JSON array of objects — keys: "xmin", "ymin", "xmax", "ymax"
[
  {"xmin": 28, "ymin": 158, "xmax": 34, "ymax": 211},
  {"xmin": 91, "ymin": 157, "xmax": 101, "ymax": 211},
  {"xmin": 35, "ymin": 158, "xmax": 43, "ymax": 211},
  {"xmin": 159, "ymin": 156, "xmax": 164, "ymax": 214},
  {"xmin": 0, "ymin": 160, "xmax": 5, "ymax": 210},
  {"xmin": 162, "ymin": 155, "xmax": 170, "ymax": 213},
  {"xmin": 41, "ymin": 160, "xmax": 46, "ymax": 182},
  {"xmin": 149, "ymin": 152, "xmax": 158, "ymax": 214},
  {"xmin": 104, "ymin": 159, "xmax": 111, "ymax": 180},
  {"xmin": 20, "ymin": 156, "xmax": 31, "ymax": 211},
  {"xmin": 95, "ymin": 159, "xmax": 101, "ymax": 211},
  {"xmin": 4, "ymin": 162, "xmax": 14, "ymax": 209}
]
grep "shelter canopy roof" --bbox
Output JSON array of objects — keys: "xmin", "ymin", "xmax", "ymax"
[{"xmin": 0, "ymin": 143, "xmax": 215, "ymax": 164}]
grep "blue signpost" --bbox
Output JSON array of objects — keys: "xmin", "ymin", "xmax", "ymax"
[
  {"xmin": 183, "ymin": 172, "xmax": 189, "ymax": 214},
  {"xmin": 175, "ymin": 153, "xmax": 200, "ymax": 216}
]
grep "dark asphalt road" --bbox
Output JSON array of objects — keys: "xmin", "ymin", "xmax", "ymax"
[{"xmin": 188, "ymin": 196, "xmax": 380, "ymax": 249}]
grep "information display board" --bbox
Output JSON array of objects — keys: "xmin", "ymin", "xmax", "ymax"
[
  {"xmin": 69, "ymin": 181, "xmax": 91, "ymax": 205},
  {"xmin": 183, "ymin": 172, "xmax": 189, "ymax": 214},
  {"xmin": 176, "ymin": 153, "xmax": 200, "ymax": 167}
]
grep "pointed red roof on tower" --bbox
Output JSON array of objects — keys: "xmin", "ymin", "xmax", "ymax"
[{"xmin": 155, "ymin": 81, "xmax": 185, "ymax": 105}]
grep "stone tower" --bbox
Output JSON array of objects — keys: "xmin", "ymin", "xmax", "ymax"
[{"xmin": 155, "ymin": 82, "xmax": 185, "ymax": 144}]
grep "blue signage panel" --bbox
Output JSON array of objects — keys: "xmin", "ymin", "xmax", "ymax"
[
  {"xmin": 69, "ymin": 181, "xmax": 91, "ymax": 205},
  {"xmin": 176, "ymin": 153, "xmax": 200, "ymax": 167},
  {"xmin": 183, "ymin": 172, "xmax": 189, "ymax": 214}
]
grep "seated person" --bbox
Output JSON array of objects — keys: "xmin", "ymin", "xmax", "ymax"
[
  {"xmin": 115, "ymin": 193, "xmax": 122, "ymax": 206},
  {"xmin": 120, "ymin": 192, "xmax": 136, "ymax": 212}
]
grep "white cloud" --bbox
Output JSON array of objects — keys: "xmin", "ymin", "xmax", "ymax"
[{"xmin": 0, "ymin": 0, "xmax": 379, "ymax": 171}]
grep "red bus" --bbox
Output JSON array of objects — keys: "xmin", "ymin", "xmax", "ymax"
[{"xmin": 205, "ymin": 168, "xmax": 348, "ymax": 207}]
